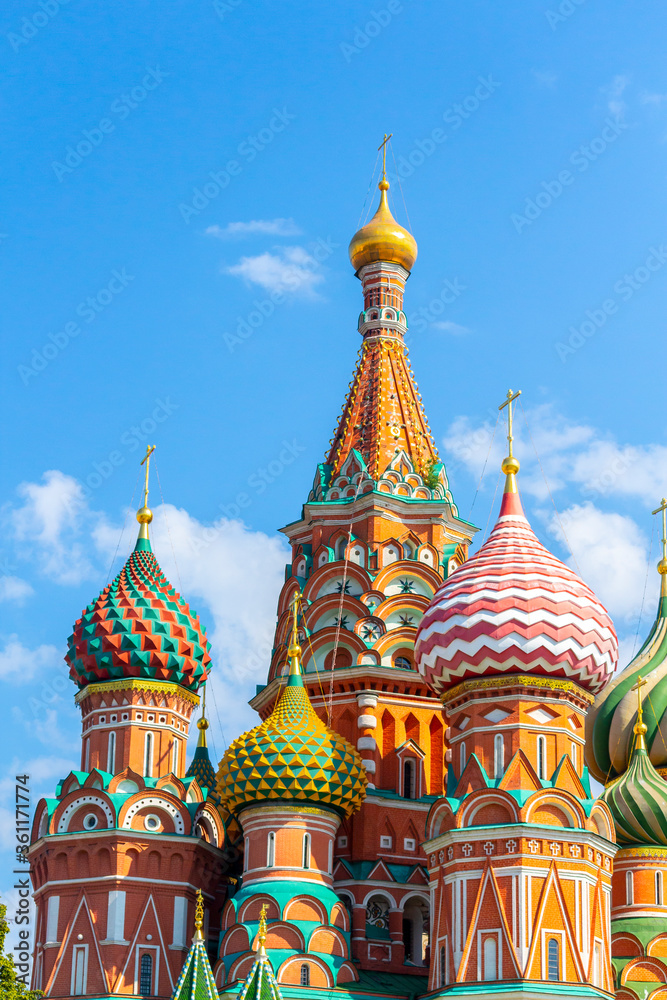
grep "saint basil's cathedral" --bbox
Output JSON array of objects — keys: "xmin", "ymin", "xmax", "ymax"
[{"xmin": 26, "ymin": 151, "xmax": 667, "ymax": 1000}]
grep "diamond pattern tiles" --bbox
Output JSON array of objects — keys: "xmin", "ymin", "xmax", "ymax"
[
  {"xmin": 66, "ymin": 538, "xmax": 211, "ymax": 691},
  {"xmin": 217, "ymin": 680, "xmax": 367, "ymax": 818}
]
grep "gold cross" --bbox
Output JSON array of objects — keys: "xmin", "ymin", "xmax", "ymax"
[
  {"xmin": 140, "ymin": 444, "xmax": 156, "ymax": 509},
  {"xmin": 498, "ymin": 388, "xmax": 522, "ymax": 458},
  {"xmin": 378, "ymin": 132, "xmax": 393, "ymax": 181},
  {"xmin": 632, "ymin": 674, "xmax": 647, "ymax": 728},
  {"xmin": 652, "ymin": 497, "xmax": 667, "ymax": 562},
  {"xmin": 258, "ymin": 903, "xmax": 268, "ymax": 946}
]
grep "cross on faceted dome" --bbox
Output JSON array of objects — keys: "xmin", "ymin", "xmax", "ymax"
[{"xmin": 137, "ymin": 443, "xmax": 156, "ymax": 540}]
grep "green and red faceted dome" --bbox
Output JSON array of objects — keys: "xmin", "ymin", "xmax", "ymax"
[{"xmin": 66, "ymin": 536, "xmax": 211, "ymax": 691}]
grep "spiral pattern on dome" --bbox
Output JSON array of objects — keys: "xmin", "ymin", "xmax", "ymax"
[
  {"xmin": 603, "ymin": 739, "xmax": 667, "ymax": 846},
  {"xmin": 415, "ymin": 487, "xmax": 617, "ymax": 697},
  {"xmin": 66, "ymin": 538, "xmax": 211, "ymax": 690}
]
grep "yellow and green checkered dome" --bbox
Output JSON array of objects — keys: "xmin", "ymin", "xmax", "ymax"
[{"xmin": 216, "ymin": 639, "xmax": 367, "ymax": 818}]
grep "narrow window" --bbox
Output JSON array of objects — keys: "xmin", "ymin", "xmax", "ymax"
[
  {"xmin": 302, "ymin": 833, "xmax": 311, "ymax": 869},
  {"xmin": 571, "ymin": 742, "xmax": 578, "ymax": 770},
  {"xmin": 547, "ymin": 938, "xmax": 560, "ymax": 981},
  {"xmin": 537, "ymin": 736, "xmax": 546, "ymax": 780},
  {"xmin": 300, "ymin": 964, "xmax": 310, "ymax": 986},
  {"xmin": 84, "ymin": 738, "xmax": 90, "ymax": 772},
  {"xmin": 460, "ymin": 741, "xmax": 467, "ymax": 776},
  {"xmin": 626, "ymin": 871, "xmax": 634, "ymax": 905},
  {"xmin": 140, "ymin": 953, "xmax": 153, "ymax": 995},
  {"xmin": 483, "ymin": 936, "xmax": 497, "ymax": 980},
  {"xmin": 656, "ymin": 871, "xmax": 663, "ymax": 905},
  {"xmin": 593, "ymin": 942, "xmax": 602, "ymax": 986},
  {"xmin": 267, "ymin": 831, "xmax": 275, "ymax": 867},
  {"xmin": 328, "ymin": 839, "xmax": 333, "ymax": 873},
  {"xmin": 244, "ymin": 836, "xmax": 249, "ymax": 871},
  {"xmin": 72, "ymin": 946, "xmax": 87, "ymax": 996},
  {"xmin": 107, "ymin": 732, "xmax": 116, "ymax": 774},
  {"xmin": 403, "ymin": 759, "xmax": 415, "ymax": 799},
  {"xmin": 144, "ymin": 732, "xmax": 153, "ymax": 776},
  {"xmin": 172, "ymin": 739, "xmax": 179, "ymax": 774},
  {"xmin": 440, "ymin": 944, "xmax": 446, "ymax": 987},
  {"xmin": 493, "ymin": 734, "xmax": 504, "ymax": 779}
]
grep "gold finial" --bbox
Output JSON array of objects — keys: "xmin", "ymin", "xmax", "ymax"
[
  {"xmin": 631, "ymin": 675, "xmax": 648, "ymax": 750},
  {"xmin": 378, "ymin": 132, "xmax": 393, "ymax": 187},
  {"xmin": 257, "ymin": 903, "xmax": 268, "ymax": 958},
  {"xmin": 194, "ymin": 888, "xmax": 204, "ymax": 940},
  {"xmin": 498, "ymin": 388, "xmax": 522, "ymax": 490},
  {"xmin": 288, "ymin": 593, "xmax": 302, "ymax": 676},
  {"xmin": 197, "ymin": 684, "xmax": 209, "ymax": 748},
  {"xmin": 136, "ymin": 444, "xmax": 156, "ymax": 539},
  {"xmin": 652, "ymin": 498, "xmax": 667, "ymax": 595}
]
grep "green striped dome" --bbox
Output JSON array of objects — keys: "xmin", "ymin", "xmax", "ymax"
[
  {"xmin": 586, "ymin": 579, "xmax": 667, "ymax": 783},
  {"xmin": 603, "ymin": 737, "xmax": 667, "ymax": 846}
]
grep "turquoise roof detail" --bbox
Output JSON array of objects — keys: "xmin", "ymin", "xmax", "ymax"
[
  {"xmin": 171, "ymin": 934, "xmax": 218, "ymax": 1000},
  {"xmin": 237, "ymin": 954, "xmax": 283, "ymax": 1000}
]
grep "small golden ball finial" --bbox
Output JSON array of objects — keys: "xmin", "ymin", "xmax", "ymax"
[
  {"xmin": 501, "ymin": 455, "xmax": 520, "ymax": 476},
  {"xmin": 197, "ymin": 717, "xmax": 209, "ymax": 731},
  {"xmin": 658, "ymin": 558, "xmax": 667, "ymax": 576},
  {"xmin": 635, "ymin": 720, "xmax": 648, "ymax": 737},
  {"xmin": 136, "ymin": 506, "xmax": 153, "ymax": 525},
  {"xmin": 288, "ymin": 643, "xmax": 302, "ymax": 659}
]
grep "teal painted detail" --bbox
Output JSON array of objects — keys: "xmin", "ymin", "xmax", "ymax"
[{"xmin": 171, "ymin": 935, "xmax": 218, "ymax": 1000}]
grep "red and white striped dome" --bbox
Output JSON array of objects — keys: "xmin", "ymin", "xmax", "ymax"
[{"xmin": 415, "ymin": 484, "xmax": 618, "ymax": 697}]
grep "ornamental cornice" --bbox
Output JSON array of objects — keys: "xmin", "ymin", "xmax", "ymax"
[
  {"xmin": 74, "ymin": 677, "xmax": 200, "ymax": 706},
  {"xmin": 440, "ymin": 673, "xmax": 593, "ymax": 707}
]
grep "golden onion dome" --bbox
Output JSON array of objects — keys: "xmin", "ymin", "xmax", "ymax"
[
  {"xmin": 216, "ymin": 637, "xmax": 367, "ymax": 818},
  {"xmin": 349, "ymin": 178, "xmax": 418, "ymax": 273}
]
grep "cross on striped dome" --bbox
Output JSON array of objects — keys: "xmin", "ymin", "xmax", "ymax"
[{"xmin": 415, "ymin": 481, "xmax": 618, "ymax": 697}]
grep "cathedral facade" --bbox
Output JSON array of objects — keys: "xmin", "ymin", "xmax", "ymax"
[{"xmin": 26, "ymin": 162, "xmax": 667, "ymax": 1000}]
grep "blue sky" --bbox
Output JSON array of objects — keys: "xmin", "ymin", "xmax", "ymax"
[{"xmin": 3, "ymin": 0, "xmax": 667, "ymax": 947}]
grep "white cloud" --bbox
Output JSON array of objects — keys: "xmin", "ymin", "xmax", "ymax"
[
  {"xmin": 225, "ymin": 247, "xmax": 324, "ymax": 298},
  {"xmin": 548, "ymin": 504, "xmax": 649, "ymax": 623},
  {"xmin": 95, "ymin": 503, "xmax": 289, "ymax": 740},
  {"xmin": 641, "ymin": 92, "xmax": 667, "ymax": 107},
  {"xmin": 603, "ymin": 74, "xmax": 630, "ymax": 118},
  {"xmin": 206, "ymin": 219, "xmax": 301, "ymax": 238},
  {"xmin": 0, "ymin": 576, "xmax": 33, "ymax": 603},
  {"xmin": 432, "ymin": 321, "xmax": 471, "ymax": 336},
  {"xmin": 7, "ymin": 470, "xmax": 96, "ymax": 584},
  {"xmin": 0, "ymin": 637, "xmax": 61, "ymax": 682}
]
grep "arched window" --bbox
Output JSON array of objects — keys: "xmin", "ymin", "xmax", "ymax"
[
  {"xmin": 656, "ymin": 870, "xmax": 663, "ymax": 905},
  {"xmin": 300, "ymin": 964, "xmax": 310, "ymax": 986},
  {"xmin": 139, "ymin": 954, "xmax": 152, "ymax": 995},
  {"xmin": 460, "ymin": 741, "xmax": 467, "ymax": 776},
  {"xmin": 537, "ymin": 736, "xmax": 547, "ymax": 780},
  {"xmin": 335, "ymin": 537, "xmax": 347, "ymax": 561},
  {"xmin": 571, "ymin": 742, "xmax": 578, "ymax": 770},
  {"xmin": 493, "ymin": 734, "xmax": 504, "ymax": 779},
  {"xmin": 107, "ymin": 732, "xmax": 116, "ymax": 774},
  {"xmin": 143, "ymin": 733, "xmax": 153, "ymax": 776},
  {"xmin": 440, "ymin": 945, "xmax": 446, "ymax": 987},
  {"xmin": 302, "ymin": 833, "xmax": 311, "ymax": 869},
  {"xmin": 394, "ymin": 655, "xmax": 412, "ymax": 670},
  {"xmin": 483, "ymin": 936, "xmax": 497, "ymax": 980},
  {"xmin": 403, "ymin": 759, "xmax": 416, "ymax": 799},
  {"xmin": 172, "ymin": 739, "xmax": 179, "ymax": 773},
  {"xmin": 626, "ymin": 870, "xmax": 634, "ymax": 905},
  {"xmin": 547, "ymin": 938, "xmax": 560, "ymax": 981},
  {"xmin": 267, "ymin": 831, "xmax": 275, "ymax": 867}
]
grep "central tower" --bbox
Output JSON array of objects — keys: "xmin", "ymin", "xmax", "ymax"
[{"xmin": 249, "ymin": 148, "xmax": 477, "ymax": 975}]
